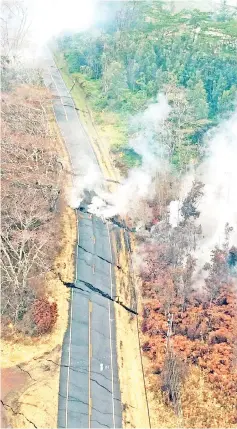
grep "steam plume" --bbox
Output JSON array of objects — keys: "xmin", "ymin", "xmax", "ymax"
[
  {"xmin": 88, "ymin": 94, "xmax": 171, "ymax": 217},
  {"xmin": 169, "ymin": 108, "xmax": 237, "ymax": 278},
  {"xmin": 193, "ymin": 109, "xmax": 237, "ymax": 268}
]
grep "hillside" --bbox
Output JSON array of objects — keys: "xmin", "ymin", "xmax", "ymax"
[{"xmin": 57, "ymin": 1, "xmax": 237, "ymax": 172}]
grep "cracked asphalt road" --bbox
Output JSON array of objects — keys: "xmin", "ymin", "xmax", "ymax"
[{"xmin": 43, "ymin": 50, "xmax": 122, "ymax": 428}]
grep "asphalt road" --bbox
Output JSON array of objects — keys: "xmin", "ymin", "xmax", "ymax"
[{"xmin": 43, "ymin": 51, "xmax": 122, "ymax": 428}]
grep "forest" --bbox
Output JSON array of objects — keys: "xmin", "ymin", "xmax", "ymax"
[
  {"xmin": 57, "ymin": 1, "xmax": 237, "ymax": 171},
  {"xmin": 57, "ymin": 2, "xmax": 237, "ymax": 427}
]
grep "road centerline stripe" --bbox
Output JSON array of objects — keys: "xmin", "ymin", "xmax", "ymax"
[
  {"xmin": 106, "ymin": 223, "xmax": 116, "ymax": 429},
  {"xmin": 89, "ymin": 300, "xmax": 92, "ymax": 428},
  {"xmin": 65, "ymin": 288, "xmax": 73, "ymax": 428}
]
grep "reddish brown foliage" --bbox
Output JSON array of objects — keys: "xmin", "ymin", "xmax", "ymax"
[
  {"xmin": 32, "ymin": 299, "xmax": 58, "ymax": 334},
  {"xmin": 141, "ymin": 286, "xmax": 237, "ymax": 408}
]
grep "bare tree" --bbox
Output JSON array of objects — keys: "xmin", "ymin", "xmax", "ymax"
[
  {"xmin": 1, "ymin": 0, "xmax": 29, "ymax": 58},
  {"xmin": 161, "ymin": 314, "xmax": 186, "ymax": 416},
  {"xmin": 181, "ymin": 180, "xmax": 204, "ymax": 222},
  {"xmin": 1, "ymin": 0, "xmax": 43, "ymax": 91},
  {"xmin": 1, "ymin": 87, "xmax": 62, "ymax": 334},
  {"xmin": 204, "ymin": 223, "xmax": 233, "ymax": 304},
  {"xmin": 1, "ymin": 189, "xmax": 53, "ymax": 324}
]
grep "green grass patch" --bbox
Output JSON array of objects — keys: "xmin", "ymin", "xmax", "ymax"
[
  {"xmin": 111, "ymin": 145, "xmax": 142, "ymax": 169},
  {"xmin": 54, "ymin": 52, "xmax": 88, "ymax": 112}
]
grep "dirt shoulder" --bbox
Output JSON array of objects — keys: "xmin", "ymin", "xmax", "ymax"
[
  {"xmin": 111, "ymin": 230, "xmax": 151, "ymax": 428},
  {"xmin": 1, "ymin": 97, "xmax": 77, "ymax": 428}
]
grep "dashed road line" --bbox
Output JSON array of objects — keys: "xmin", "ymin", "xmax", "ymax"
[
  {"xmin": 106, "ymin": 223, "xmax": 116, "ymax": 429},
  {"xmin": 65, "ymin": 288, "xmax": 73, "ymax": 428},
  {"xmin": 89, "ymin": 300, "xmax": 92, "ymax": 428}
]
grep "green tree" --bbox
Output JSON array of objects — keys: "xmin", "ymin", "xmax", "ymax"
[
  {"xmin": 218, "ymin": 85, "xmax": 237, "ymax": 115},
  {"xmin": 102, "ymin": 61, "xmax": 128, "ymax": 106},
  {"xmin": 187, "ymin": 79, "xmax": 209, "ymax": 120}
]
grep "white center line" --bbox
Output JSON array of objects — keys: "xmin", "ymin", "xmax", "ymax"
[
  {"xmin": 49, "ymin": 71, "xmax": 68, "ymax": 121},
  {"xmin": 48, "ymin": 55, "xmax": 117, "ymax": 428},
  {"xmin": 47, "ymin": 57, "xmax": 76, "ymax": 428},
  {"xmin": 107, "ymin": 223, "xmax": 116, "ymax": 429},
  {"xmin": 65, "ymin": 287, "xmax": 73, "ymax": 428}
]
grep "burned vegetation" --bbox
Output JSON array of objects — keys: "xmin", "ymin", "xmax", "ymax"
[
  {"xmin": 1, "ymin": 86, "xmax": 63, "ymax": 336},
  {"xmin": 131, "ymin": 178, "xmax": 237, "ymax": 426}
]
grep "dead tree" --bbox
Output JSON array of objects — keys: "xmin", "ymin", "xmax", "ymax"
[
  {"xmin": 181, "ymin": 180, "xmax": 204, "ymax": 222},
  {"xmin": 161, "ymin": 313, "xmax": 185, "ymax": 416},
  {"xmin": 1, "ymin": 191, "xmax": 50, "ymax": 324}
]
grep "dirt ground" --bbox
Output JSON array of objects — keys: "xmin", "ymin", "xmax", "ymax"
[
  {"xmin": 1, "ymin": 105, "xmax": 77, "ymax": 428},
  {"xmin": 1, "ymin": 367, "xmax": 27, "ymax": 428},
  {"xmin": 111, "ymin": 230, "xmax": 150, "ymax": 428},
  {"xmin": 1, "ymin": 346, "xmax": 64, "ymax": 429}
]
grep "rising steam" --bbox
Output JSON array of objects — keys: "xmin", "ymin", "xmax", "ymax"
[
  {"xmin": 88, "ymin": 94, "xmax": 171, "ymax": 217},
  {"xmin": 69, "ymin": 158, "xmax": 102, "ymax": 209},
  {"xmin": 192, "ymin": 109, "xmax": 237, "ymax": 269},
  {"xmin": 70, "ymin": 87, "xmax": 237, "ymax": 286},
  {"xmin": 169, "ymin": 108, "xmax": 237, "ymax": 278}
]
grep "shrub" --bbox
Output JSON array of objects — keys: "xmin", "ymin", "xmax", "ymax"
[
  {"xmin": 208, "ymin": 328, "xmax": 230, "ymax": 345},
  {"xmin": 31, "ymin": 298, "xmax": 57, "ymax": 334}
]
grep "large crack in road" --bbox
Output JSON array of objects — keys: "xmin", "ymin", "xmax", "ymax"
[
  {"xmin": 44, "ymin": 51, "xmax": 123, "ymax": 428},
  {"xmin": 61, "ymin": 278, "xmax": 138, "ymax": 316}
]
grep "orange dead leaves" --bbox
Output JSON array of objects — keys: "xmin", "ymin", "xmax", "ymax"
[
  {"xmin": 32, "ymin": 298, "xmax": 58, "ymax": 335},
  {"xmin": 141, "ymin": 288, "xmax": 237, "ymax": 407}
]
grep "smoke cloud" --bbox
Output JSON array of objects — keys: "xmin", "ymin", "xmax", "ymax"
[
  {"xmin": 194, "ymin": 109, "xmax": 237, "ymax": 267},
  {"xmin": 88, "ymin": 94, "xmax": 171, "ymax": 218},
  {"xmin": 69, "ymin": 158, "xmax": 102, "ymax": 209},
  {"xmin": 169, "ymin": 108, "xmax": 237, "ymax": 279}
]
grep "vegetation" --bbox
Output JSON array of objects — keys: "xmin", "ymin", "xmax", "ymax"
[
  {"xmin": 125, "ymin": 172, "xmax": 237, "ymax": 426},
  {"xmin": 1, "ymin": 86, "xmax": 62, "ymax": 336},
  {"xmin": 1, "ymin": 4, "xmax": 75, "ymax": 429},
  {"xmin": 57, "ymin": 1, "xmax": 237, "ymax": 171},
  {"xmin": 56, "ymin": 2, "xmax": 237, "ymax": 426},
  {"xmin": 1, "ymin": 2, "xmax": 66, "ymax": 338}
]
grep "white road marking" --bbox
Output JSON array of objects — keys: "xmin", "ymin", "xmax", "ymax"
[
  {"xmin": 106, "ymin": 223, "xmax": 116, "ymax": 429},
  {"xmin": 46, "ymin": 58, "xmax": 77, "ymax": 428},
  {"xmin": 51, "ymin": 56, "xmax": 71, "ymax": 95},
  {"xmin": 100, "ymin": 363, "xmax": 104, "ymax": 371},
  {"xmin": 49, "ymin": 71, "xmax": 68, "ymax": 121},
  {"xmin": 48, "ymin": 55, "xmax": 118, "ymax": 428},
  {"xmin": 65, "ymin": 216, "xmax": 79, "ymax": 427},
  {"xmin": 65, "ymin": 287, "xmax": 73, "ymax": 428}
]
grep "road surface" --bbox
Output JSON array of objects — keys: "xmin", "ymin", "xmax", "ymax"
[{"xmin": 43, "ymin": 51, "xmax": 122, "ymax": 428}]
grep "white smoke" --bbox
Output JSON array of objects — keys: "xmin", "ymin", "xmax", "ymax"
[
  {"xmin": 169, "ymin": 200, "xmax": 181, "ymax": 228},
  {"xmin": 194, "ymin": 109, "xmax": 237, "ymax": 268},
  {"xmin": 88, "ymin": 94, "xmax": 171, "ymax": 218},
  {"xmin": 169, "ymin": 108, "xmax": 237, "ymax": 276},
  {"xmin": 69, "ymin": 160, "xmax": 102, "ymax": 209}
]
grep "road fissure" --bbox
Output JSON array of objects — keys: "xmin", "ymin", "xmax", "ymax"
[
  {"xmin": 78, "ymin": 244, "xmax": 122, "ymax": 270},
  {"xmin": 63, "ymin": 279, "xmax": 138, "ymax": 315}
]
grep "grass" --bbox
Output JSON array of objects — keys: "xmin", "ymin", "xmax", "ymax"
[{"xmin": 142, "ymin": 362, "xmax": 236, "ymax": 428}]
